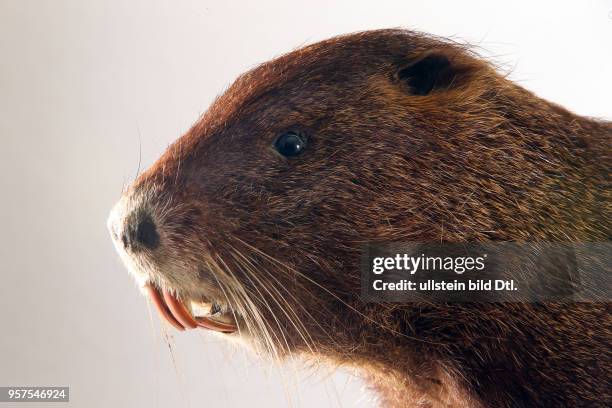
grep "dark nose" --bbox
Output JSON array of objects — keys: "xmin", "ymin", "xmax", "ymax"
[{"xmin": 122, "ymin": 214, "xmax": 160, "ymax": 251}]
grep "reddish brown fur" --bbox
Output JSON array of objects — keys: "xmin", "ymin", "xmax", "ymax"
[{"xmin": 124, "ymin": 30, "xmax": 611, "ymax": 407}]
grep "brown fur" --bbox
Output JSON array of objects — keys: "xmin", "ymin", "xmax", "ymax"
[{"xmin": 113, "ymin": 30, "xmax": 611, "ymax": 407}]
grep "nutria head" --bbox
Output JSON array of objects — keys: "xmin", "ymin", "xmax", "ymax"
[{"xmin": 108, "ymin": 29, "xmax": 610, "ymax": 406}]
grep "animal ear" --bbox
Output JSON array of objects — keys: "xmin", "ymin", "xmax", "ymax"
[{"xmin": 394, "ymin": 50, "xmax": 470, "ymax": 96}]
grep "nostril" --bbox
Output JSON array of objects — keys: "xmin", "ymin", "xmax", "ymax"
[
  {"xmin": 120, "ymin": 213, "xmax": 160, "ymax": 251},
  {"xmin": 135, "ymin": 216, "xmax": 160, "ymax": 249},
  {"xmin": 121, "ymin": 231, "xmax": 130, "ymax": 249}
]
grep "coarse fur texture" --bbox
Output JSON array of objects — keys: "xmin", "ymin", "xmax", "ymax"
[{"xmin": 108, "ymin": 29, "xmax": 611, "ymax": 407}]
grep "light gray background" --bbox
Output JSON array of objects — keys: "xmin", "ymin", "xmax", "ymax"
[{"xmin": 1, "ymin": 1, "xmax": 610, "ymax": 407}]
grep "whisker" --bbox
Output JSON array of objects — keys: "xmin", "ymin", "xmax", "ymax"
[
  {"xmin": 229, "ymin": 250, "xmax": 316, "ymax": 355},
  {"xmin": 226, "ymin": 252, "xmax": 296, "ymax": 355},
  {"xmin": 233, "ymin": 237, "xmax": 442, "ymax": 345},
  {"xmin": 135, "ymin": 123, "xmax": 143, "ymax": 180},
  {"xmin": 209, "ymin": 256, "xmax": 282, "ymax": 359},
  {"xmin": 228, "ymin": 247, "xmax": 329, "ymax": 355}
]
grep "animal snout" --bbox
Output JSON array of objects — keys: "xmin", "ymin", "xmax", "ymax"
[{"xmin": 112, "ymin": 211, "xmax": 160, "ymax": 251}]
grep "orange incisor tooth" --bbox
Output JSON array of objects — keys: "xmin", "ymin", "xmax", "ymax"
[
  {"xmin": 162, "ymin": 289, "xmax": 198, "ymax": 329},
  {"xmin": 195, "ymin": 316, "xmax": 238, "ymax": 333},
  {"xmin": 144, "ymin": 283, "xmax": 185, "ymax": 331}
]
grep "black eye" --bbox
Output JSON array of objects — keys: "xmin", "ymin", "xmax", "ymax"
[{"xmin": 274, "ymin": 131, "xmax": 307, "ymax": 157}]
